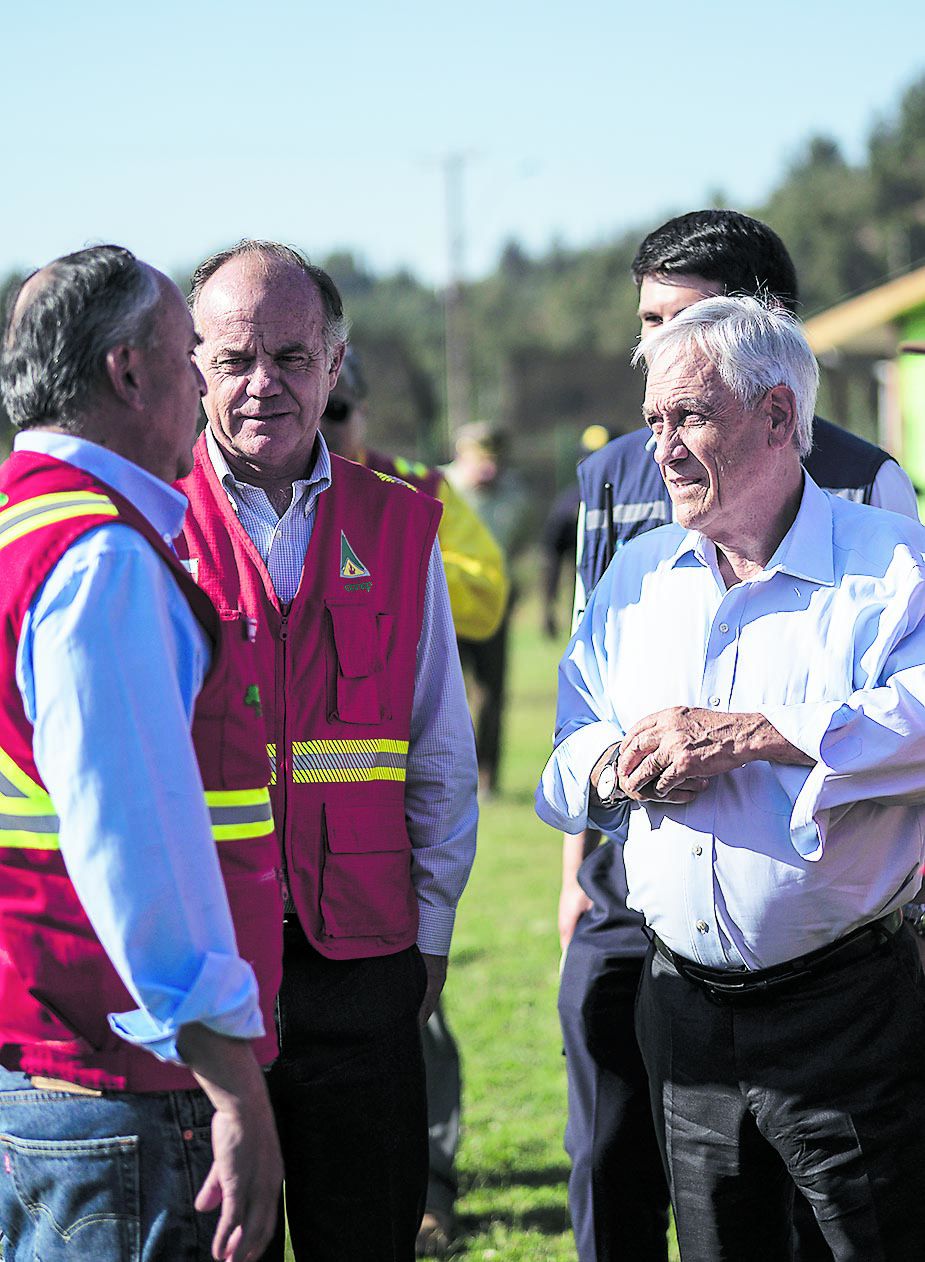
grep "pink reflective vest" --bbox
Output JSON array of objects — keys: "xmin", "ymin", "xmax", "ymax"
[
  {"xmin": 176, "ymin": 435, "xmax": 442, "ymax": 959},
  {"xmin": 0, "ymin": 451, "xmax": 282, "ymax": 1091}
]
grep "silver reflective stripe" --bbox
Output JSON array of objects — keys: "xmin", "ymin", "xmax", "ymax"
[
  {"xmin": 208, "ymin": 801, "xmax": 274, "ymax": 827},
  {"xmin": 0, "ymin": 813, "xmax": 59, "ymax": 832},
  {"xmin": 0, "ymin": 769, "xmax": 27, "ymax": 799},
  {"xmin": 292, "ymin": 749, "xmax": 407, "ymax": 774},
  {"xmin": 585, "ymin": 501, "xmax": 669, "ymax": 530}
]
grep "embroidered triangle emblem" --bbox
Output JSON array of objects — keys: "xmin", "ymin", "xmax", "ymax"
[{"xmin": 340, "ymin": 532, "xmax": 370, "ymax": 579}]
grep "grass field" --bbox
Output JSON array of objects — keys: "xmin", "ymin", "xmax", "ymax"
[
  {"xmin": 287, "ymin": 595, "xmax": 680, "ymax": 1260},
  {"xmin": 443, "ymin": 599, "xmax": 678, "ymax": 1260}
]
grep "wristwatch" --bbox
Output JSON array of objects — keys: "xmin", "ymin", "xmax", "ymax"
[
  {"xmin": 903, "ymin": 901, "xmax": 925, "ymax": 937},
  {"xmin": 592, "ymin": 745, "xmax": 623, "ymax": 808}
]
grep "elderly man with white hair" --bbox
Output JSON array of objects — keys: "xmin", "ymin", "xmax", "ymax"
[{"xmin": 537, "ymin": 294, "xmax": 925, "ymax": 1261}]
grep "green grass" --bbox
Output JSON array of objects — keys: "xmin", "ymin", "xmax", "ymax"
[{"xmin": 285, "ymin": 596, "xmax": 679, "ymax": 1260}]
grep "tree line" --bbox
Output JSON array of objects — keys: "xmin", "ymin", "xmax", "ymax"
[{"xmin": 2, "ymin": 73, "xmax": 924, "ymax": 460}]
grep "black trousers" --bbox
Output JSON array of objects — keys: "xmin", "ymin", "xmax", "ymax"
[
  {"xmin": 260, "ymin": 922, "xmax": 429, "ymax": 1262},
  {"xmin": 457, "ymin": 613, "xmax": 509, "ymax": 791},
  {"xmin": 636, "ymin": 927, "xmax": 925, "ymax": 1262},
  {"xmin": 558, "ymin": 935, "xmax": 671, "ymax": 1262}
]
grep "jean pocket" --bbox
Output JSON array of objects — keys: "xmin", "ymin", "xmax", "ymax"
[{"xmin": 0, "ymin": 1132, "xmax": 140, "ymax": 1260}]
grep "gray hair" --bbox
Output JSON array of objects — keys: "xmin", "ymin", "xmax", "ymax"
[
  {"xmin": 188, "ymin": 240, "xmax": 350, "ymax": 356},
  {"xmin": 1, "ymin": 245, "xmax": 160, "ymax": 431},
  {"xmin": 632, "ymin": 294, "xmax": 818, "ymax": 458}
]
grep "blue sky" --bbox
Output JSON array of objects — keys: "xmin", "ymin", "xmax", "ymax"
[{"xmin": 2, "ymin": 0, "xmax": 924, "ymax": 286}]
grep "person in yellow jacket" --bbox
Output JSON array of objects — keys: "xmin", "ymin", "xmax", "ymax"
[
  {"xmin": 320, "ymin": 345, "xmax": 502, "ymax": 1258},
  {"xmin": 320, "ymin": 348, "xmax": 508, "ymax": 644}
]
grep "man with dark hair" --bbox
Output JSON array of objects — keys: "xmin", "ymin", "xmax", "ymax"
[
  {"xmin": 556, "ymin": 210, "xmax": 918, "ymax": 1262},
  {"xmin": 177, "ymin": 241, "xmax": 478, "ymax": 1262},
  {"xmin": 541, "ymin": 294, "xmax": 925, "ymax": 1260},
  {"xmin": 0, "ymin": 245, "xmax": 283, "ymax": 1262}
]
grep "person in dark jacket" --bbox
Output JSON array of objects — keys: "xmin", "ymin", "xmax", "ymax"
[{"xmin": 558, "ymin": 209, "xmax": 919, "ymax": 1262}]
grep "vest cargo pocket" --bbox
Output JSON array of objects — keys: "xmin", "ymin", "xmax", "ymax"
[
  {"xmin": 324, "ymin": 604, "xmax": 391, "ymax": 723},
  {"xmin": 320, "ymin": 802, "xmax": 417, "ymax": 939}
]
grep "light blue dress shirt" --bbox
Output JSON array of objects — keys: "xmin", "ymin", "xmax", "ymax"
[
  {"xmin": 538, "ymin": 474, "xmax": 925, "ymax": 970},
  {"xmin": 11, "ymin": 431, "xmax": 263, "ymax": 1064},
  {"xmin": 205, "ymin": 429, "xmax": 478, "ymax": 955}
]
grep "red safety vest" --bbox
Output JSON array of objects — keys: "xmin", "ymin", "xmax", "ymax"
[
  {"xmin": 176, "ymin": 434, "xmax": 442, "ymax": 959},
  {"xmin": 0, "ymin": 451, "xmax": 282, "ymax": 1092}
]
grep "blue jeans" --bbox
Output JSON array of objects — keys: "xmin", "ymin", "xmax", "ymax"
[{"xmin": 0, "ymin": 1071, "xmax": 219, "ymax": 1261}]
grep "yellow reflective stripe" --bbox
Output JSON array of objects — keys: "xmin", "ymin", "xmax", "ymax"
[
  {"xmin": 292, "ymin": 739, "xmax": 409, "ymax": 755},
  {"xmin": 0, "ymin": 796, "xmax": 57, "ymax": 817},
  {"xmin": 211, "ymin": 817, "xmax": 276, "ymax": 841},
  {"xmin": 206, "ymin": 787, "xmax": 273, "ymax": 842},
  {"xmin": 0, "ymin": 494, "xmax": 119, "ymax": 551},
  {"xmin": 292, "ymin": 767, "xmax": 406, "ymax": 784},
  {"xmin": 290, "ymin": 738, "xmax": 408, "ymax": 783},
  {"xmin": 204, "ymin": 789, "xmax": 272, "ymax": 808},
  {"xmin": 0, "ymin": 745, "xmax": 49, "ymax": 800},
  {"xmin": 266, "ymin": 743, "xmax": 277, "ymax": 787},
  {"xmin": 0, "ymin": 830, "xmax": 61, "ymax": 851}
]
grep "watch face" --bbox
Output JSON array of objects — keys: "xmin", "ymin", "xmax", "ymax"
[{"xmin": 597, "ymin": 763, "xmax": 616, "ymax": 802}]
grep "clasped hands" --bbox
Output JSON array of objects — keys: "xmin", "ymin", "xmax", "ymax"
[{"xmin": 591, "ymin": 706, "xmax": 763, "ymax": 806}]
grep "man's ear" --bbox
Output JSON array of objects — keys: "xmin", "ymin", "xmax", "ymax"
[
  {"xmin": 766, "ymin": 384, "xmax": 797, "ymax": 449},
  {"xmin": 104, "ymin": 344, "xmax": 146, "ymax": 411},
  {"xmin": 327, "ymin": 342, "xmax": 346, "ymax": 387}
]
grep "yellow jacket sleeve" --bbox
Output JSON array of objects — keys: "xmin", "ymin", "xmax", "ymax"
[{"xmin": 436, "ymin": 475, "xmax": 509, "ymax": 640}]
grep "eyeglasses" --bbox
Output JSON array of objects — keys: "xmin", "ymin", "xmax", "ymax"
[{"xmin": 322, "ymin": 397, "xmax": 353, "ymax": 424}]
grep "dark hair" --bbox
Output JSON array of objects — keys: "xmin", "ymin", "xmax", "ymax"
[
  {"xmin": 1, "ymin": 245, "xmax": 160, "ymax": 430},
  {"xmin": 188, "ymin": 240, "xmax": 349, "ymax": 354},
  {"xmin": 631, "ymin": 211, "xmax": 800, "ymax": 313}
]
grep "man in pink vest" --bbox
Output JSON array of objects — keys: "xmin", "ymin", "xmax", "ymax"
[
  {"xmin": 0, "ymin": 246, "xmax": 283, "ymax": 1261},
  {"xmin": 176, "ymin": 240, "xmax": 478, "ymax": 1262}
]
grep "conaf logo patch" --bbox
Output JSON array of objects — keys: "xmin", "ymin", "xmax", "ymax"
[{"xmin": 340, "ymin": 532, "xmax": 370, "ymax": 579}]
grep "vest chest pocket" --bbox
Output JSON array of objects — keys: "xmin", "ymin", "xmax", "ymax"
[
  {"xmin": 325, "ymin": 603, "xmax": 394, "ymax": 724},
  {"xmin": 320, "ymin": 802, "xmax": 417, "ymax": 940}
]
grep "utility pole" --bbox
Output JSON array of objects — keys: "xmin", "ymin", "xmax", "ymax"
[{"xmin": 443, "ymin": 152, "xmax": 473, "ymax": 442}]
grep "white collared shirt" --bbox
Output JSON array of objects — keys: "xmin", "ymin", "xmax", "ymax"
[{"xmin": 538, "ymin": 475, "xmax": 925, "ymax": 969}]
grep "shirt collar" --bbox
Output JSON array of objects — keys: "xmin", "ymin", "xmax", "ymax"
[
  {"xmin": 13, "ymin": 430, "xmax": 188, "ymax": 542},
  {"xmin": 204, "ymin": 427, "xmax": 332, "ymax": 516},
  {"xmin": 668, "ymin": 472, "xmax": 835, "ymax": 588}
]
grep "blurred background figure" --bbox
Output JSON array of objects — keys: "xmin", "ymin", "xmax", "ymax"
[
  {"xmin": 444, "ymin": 423, "xmax": 531, "ymax": 796},
  {"xmin": 322, "ymin": 348, "xmax": 508, "ymax": 1259},
  {"xmin": 540, "ymin": 424, "xmax": 613, "ymax": 639}
]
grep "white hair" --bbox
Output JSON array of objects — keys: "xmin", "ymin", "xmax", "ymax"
[{"xmin": 631, "ymin": 294, "xmax": 818, "ymax": 458}]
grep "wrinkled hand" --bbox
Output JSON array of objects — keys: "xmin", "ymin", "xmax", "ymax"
[
  {"xmin": 178, "ymin": 1025, "xmax": 283, "ymax": 1262},
  {"xmin": 195, "ymin": 1096, "xmax": 283, "ymax": 1262},
  {"xmin": 419, "ymin": 953, "xmax": 448, "ymax": 1027},
  {"xmin": 617, "ymin": 706, "xmax": 751, "ymax": 802}
]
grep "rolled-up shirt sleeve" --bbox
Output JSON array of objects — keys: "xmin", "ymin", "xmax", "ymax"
[
  {"xmin": 760, "ymin": 560, "xmax": 925, "ymax": 859},
  {"xmin": 406, "ymin": 540, "xmax": 478, "ymax": 955},
  {"xmin": 17, "ymin": 525, "xmax": 263, "ymax": 1064}
]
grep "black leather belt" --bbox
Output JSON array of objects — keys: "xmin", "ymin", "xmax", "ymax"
[{"xmin": 652, "ymin": 909, "xmax": 903, "ymax": 1005}]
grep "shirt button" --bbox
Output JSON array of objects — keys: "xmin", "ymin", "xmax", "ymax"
[
  {"xmin": 709, "ymin": 696, "xmax": 721, "ymax": 707},
  {"xmin": 692, "ymin": 844, "xmax": 703, "ymax": 856},
  {"xmin": 696, "ymin": 920, "xmax": 709, "ymax": 934},
  {"xmin": 719, "ymin": 622, "xmax": 729, "ymax": 634}
]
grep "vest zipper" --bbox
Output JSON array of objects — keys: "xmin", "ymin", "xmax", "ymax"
[{"xmin": 277, "ymin": 608, "xmax": 292, "ymax": 909}]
